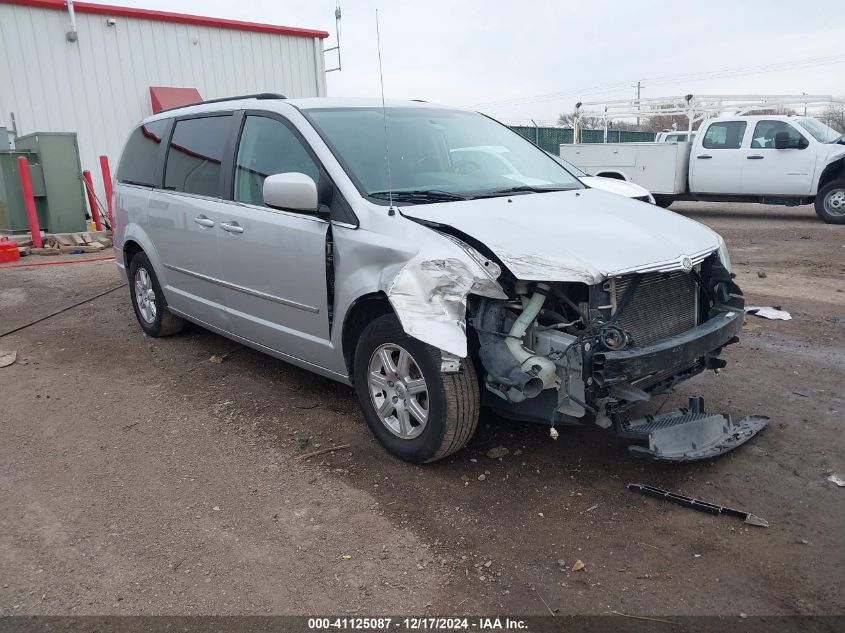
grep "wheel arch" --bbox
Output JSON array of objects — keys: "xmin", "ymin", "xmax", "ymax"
[
  {"xmin": 595, "ymin": 171, "xmax": 627, "ymax": 180},
  {"xmin": 818, "ymin": 158, "xmax": 845, "ymax": 191},
  {"xmin": 124, "ymin": 239, "xmax": 144, "ymax": 268},
  {"xmin": 341, "ymin": 292, "xmax": 396, "ymax": 380},
  {"xmin": 120, "ymin": 225, "xmax": 164, "ymax": 277}
]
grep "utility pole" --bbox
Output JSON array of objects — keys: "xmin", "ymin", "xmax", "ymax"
[{"xmin": 632, "ymin": 81, "xmax": 643, "ymax": 127}]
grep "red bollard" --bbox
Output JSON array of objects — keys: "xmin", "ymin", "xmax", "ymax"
[
  {"xmin": 99, "ymin": 155, "xmax": 114, "ymax": 228},
  {"xmin": 82, "ymin": 170, "xmax": 103, "ymax": 231},
  {"xmin": 17, "ymin": 156, "xmax": 43, "ymax": 248}
]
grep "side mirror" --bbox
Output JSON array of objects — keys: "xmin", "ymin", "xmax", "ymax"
[
  {"xmin": 263, "ymin": 172, "xmax": 318, "ymax": 212},
  {"xmin": 774, "ymin": 132, "xmax": 791, "ymax": 149}
]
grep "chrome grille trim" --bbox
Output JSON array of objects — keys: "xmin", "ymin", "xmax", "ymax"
[
  {"xmin": 612, "ymin": 271, "xmax": 699, "ymax": 347},
  {"xmin": 607, "ymin": 247, "xmax": 715, "ymax": 277}
]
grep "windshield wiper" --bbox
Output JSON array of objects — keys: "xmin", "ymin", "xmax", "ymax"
[
  {"xmin": 470, "ymin": 185, "xmax": 574, "ymax": 199},
  {"xmin": 369, "ymin": 189, "xmax": 469, "ymax": 204}
]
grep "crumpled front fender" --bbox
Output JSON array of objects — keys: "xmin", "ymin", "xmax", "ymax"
[{"xmin": 385, "ymin": 247, "xmax": 507, "ymax": 358}]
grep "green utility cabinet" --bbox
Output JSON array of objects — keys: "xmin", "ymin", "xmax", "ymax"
[
  {"xmin": 0, "ymin": 132, "xmax": 87, "ymax": 235},
  {"xmin": 14, "ymin": 133, "xmax": 87, "ymax": 234},
  {"xmin": 0, "ymin": 150, "xmax": 48, "ymax": 234}
]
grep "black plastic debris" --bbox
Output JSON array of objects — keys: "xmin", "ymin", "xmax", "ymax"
[{"xmin": 628, "ymin": 483, "xmax": 769, "ymax": 527}]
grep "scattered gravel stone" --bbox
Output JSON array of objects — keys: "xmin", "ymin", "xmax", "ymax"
[{"xmin": 486, "ymin": 446, "xmax": 509, "ymax": 459}]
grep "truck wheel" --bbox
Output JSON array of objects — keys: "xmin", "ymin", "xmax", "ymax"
[
  {"xmin": 653, "ymin": 195, "xmax": 674, "ymax": 208},
  {"xmin": 129, "ymin": 252, "xmax": 185, "ymax": 337},
  {"xmin": 815, "ymin": 180, "xmax": 845, "ymax": 224},
  {"xmin": 353, "ymin": 314, "xmax": 480, "ymax": 463}
]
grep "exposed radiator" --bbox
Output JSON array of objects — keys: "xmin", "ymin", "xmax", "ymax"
[{"xmin": 613, "ymin": 271, "xmax": 699, "ymax": 347}]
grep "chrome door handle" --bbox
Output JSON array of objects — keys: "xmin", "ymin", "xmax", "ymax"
[
  {"xmin": 193, "ymin": 215, "xmax": 215, "ymax": 227},
  {"xmin": 220, "ymin": 222, "xmax": 244, "ymax": 234},
  {"xmin": 696, "ymin": 155, "xmax": 712, "ymax": 159},
  {"xmin": 747, "ymin": 155, "xmax": 764, "ymax": 160}
]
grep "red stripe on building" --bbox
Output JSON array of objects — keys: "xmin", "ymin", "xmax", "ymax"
[{"xmin": 1, "ymin": 0, "xmax": 329, "ymax": 38}]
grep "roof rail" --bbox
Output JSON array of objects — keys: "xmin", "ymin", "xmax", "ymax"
[
  {"xmin": 159, "ymin": 92, "xmax": 287, "ymax": 114},
  {"xmin": 202, "ymin": 92, "xmax": 287, "ymax": 105}
]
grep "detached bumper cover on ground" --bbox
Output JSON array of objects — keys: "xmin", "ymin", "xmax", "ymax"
[
  {"xmin": 593, "ymin": 307, "xmax": 768, "ymax": 461},
  {"xmin": 623, "ymin": 405, "xmax": 769, "ymax": 461}
]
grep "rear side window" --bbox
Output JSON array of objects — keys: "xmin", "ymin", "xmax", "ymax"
[
  {"xmin": 702, "ymin": 121, "xmax": 747, "ymax": 149},
  {"xmin": 164, "ymin": 116, "xmax": 231, "ymax": 197},
  {"xmin": 116, "ymin": 119, "xmax": 168, "ymax": 187}
]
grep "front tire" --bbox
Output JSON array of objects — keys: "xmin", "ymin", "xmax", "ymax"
[
  {"xmin": 815, "ymin": 179, "xmax": 845, "ymax": 224},
  {"xmin": 353, "ymin": 314, "xmax": 479, "ymax": 463},
  {"xmin": 128, "ymin": 252, "xmax": 184, "ymax": 337}
]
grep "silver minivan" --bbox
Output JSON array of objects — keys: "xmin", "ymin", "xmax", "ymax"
[{"xmin": 114, "ymin": 94, "xmax": 766, "ymax": 464}]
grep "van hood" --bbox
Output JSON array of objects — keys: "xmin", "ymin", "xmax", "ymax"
[{"xmin": 400, "ymin": 188, "xmax": 720, "ymax": 284}]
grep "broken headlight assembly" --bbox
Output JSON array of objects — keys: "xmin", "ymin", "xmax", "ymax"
[{"xmin": 716, "ymin": 235, "xmax": 732, "ymax": 273}]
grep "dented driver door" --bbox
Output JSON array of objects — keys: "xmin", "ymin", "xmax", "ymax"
[{"xmin": 214, "ymin": 113, "xmax": 335, "ymax": 369}]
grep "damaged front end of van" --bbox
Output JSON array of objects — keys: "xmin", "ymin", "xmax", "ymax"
[{"xmin": 385, "ymin": 197, "xmax": 768, "ymax": 462}]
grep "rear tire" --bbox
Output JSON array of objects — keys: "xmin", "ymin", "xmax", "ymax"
[
  {"xmin": 653, "ymin": 195, "xmax": 674, "ymax": 208},
  {"xmin": 128, "ymin": 252, "xmax": 184, "ymax": 337},
  {"xmin": 814, "ymin": 179, "xmax": 845, "ymax": 224},
  {"xmin": 353, "ymin": 314, "xmax": 479, "ymax": 463}
]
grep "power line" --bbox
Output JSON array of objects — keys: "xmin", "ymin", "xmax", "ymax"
[
  {"xmin": 477, "ymin": 54, "xmax": 845, "ymax": 108},
  {"xmin": 475, "ymin": 54, "xmax": 845, "ymax": 109}
]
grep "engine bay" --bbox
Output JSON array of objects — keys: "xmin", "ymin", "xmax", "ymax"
[{"xmin": 468, "ymin": 253, "xmax": 748, "ymax": 437}]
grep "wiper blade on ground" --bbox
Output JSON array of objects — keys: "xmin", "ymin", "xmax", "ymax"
[
  {"xmin": 369, "ymin": 189, "xmax": 468, "ymax": 203},
  {"xmin": 470, "ymin": 185, "xmax": 575, "ymax": 199}
]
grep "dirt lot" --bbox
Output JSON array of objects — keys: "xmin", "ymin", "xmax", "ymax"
[{"xmin": 1, "ymin": 202, "xmax": 843, "ymax": 617}]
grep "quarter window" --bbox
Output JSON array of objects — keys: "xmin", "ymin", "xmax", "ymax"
[
  {"xmin": 164, "ymin": 116, "xmax": 231, "ymax": 197},
  {"xmin": 751, "ymin": 120, "xmax": 807, "ymax": 149},
  {"xmin": 234, "ymin": 116, "xmax": 320, "ymax": 207},
  {"xmin": 702, "ymin": 121, "xmax": 747, "ymax": 149},
  {"xmin": 116, "ymin": 119, "xmax": 168, "ymax": 187}
]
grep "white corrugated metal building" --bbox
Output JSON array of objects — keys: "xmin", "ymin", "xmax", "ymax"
[{"xmin": 0, "ymin": 0, "xmax": 328, "ymax": 202}]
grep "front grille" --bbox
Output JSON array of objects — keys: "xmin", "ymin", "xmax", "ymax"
[{"xmin": 613, "ymin": 271, "xmax": 698, "ymax": 347}]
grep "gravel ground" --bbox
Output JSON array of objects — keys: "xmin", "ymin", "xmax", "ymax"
[{"xmin": 0, "ymin": 202, "xmax": 843, "ymax": 616}]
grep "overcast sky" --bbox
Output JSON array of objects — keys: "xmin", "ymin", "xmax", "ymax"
[{"xmin": 111, "ymin": 0, "xmax": 845, "ymax": 124}]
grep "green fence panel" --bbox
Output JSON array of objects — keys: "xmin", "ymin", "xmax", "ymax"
[
  {"xmin": 619, "ymin": 130, "xmax": 656, "ymax": 142},
  {"xmin": 510, "ymin": 126, "xmax": 572, "ymax": 153}
]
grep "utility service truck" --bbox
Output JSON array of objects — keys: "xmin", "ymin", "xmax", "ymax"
[{"xmin": 560, "ymin": 95, "xmax": 845, "ymax": 223}]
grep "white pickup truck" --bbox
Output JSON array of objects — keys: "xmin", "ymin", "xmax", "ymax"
[
  {"xmin": 560, "ymin": 115, "xmax": 845, "ymax": 223},
  {"xmin": 654, "ymin": 130, "xmax": 696, "ymax": 143}
]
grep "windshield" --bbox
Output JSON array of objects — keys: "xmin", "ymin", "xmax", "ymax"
[
  {"xmin": 305, "ymin": 107, "xmax": 583, "ymax": 201},
  {"xmin": 547, "ymin": 153, "xmax": 587, "ymax": 177},
  {"xmin": 796, "ymin": 117, "xmax": 842, "ymax": 143}
]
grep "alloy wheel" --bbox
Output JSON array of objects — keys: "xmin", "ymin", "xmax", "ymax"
[
  {"xmin": 367, "ymin": 343, "xmax": 430, "ymax": 439},
  {"xmin": 134, "ymin": 267, "xmax": 157, "ymax": 324}
]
